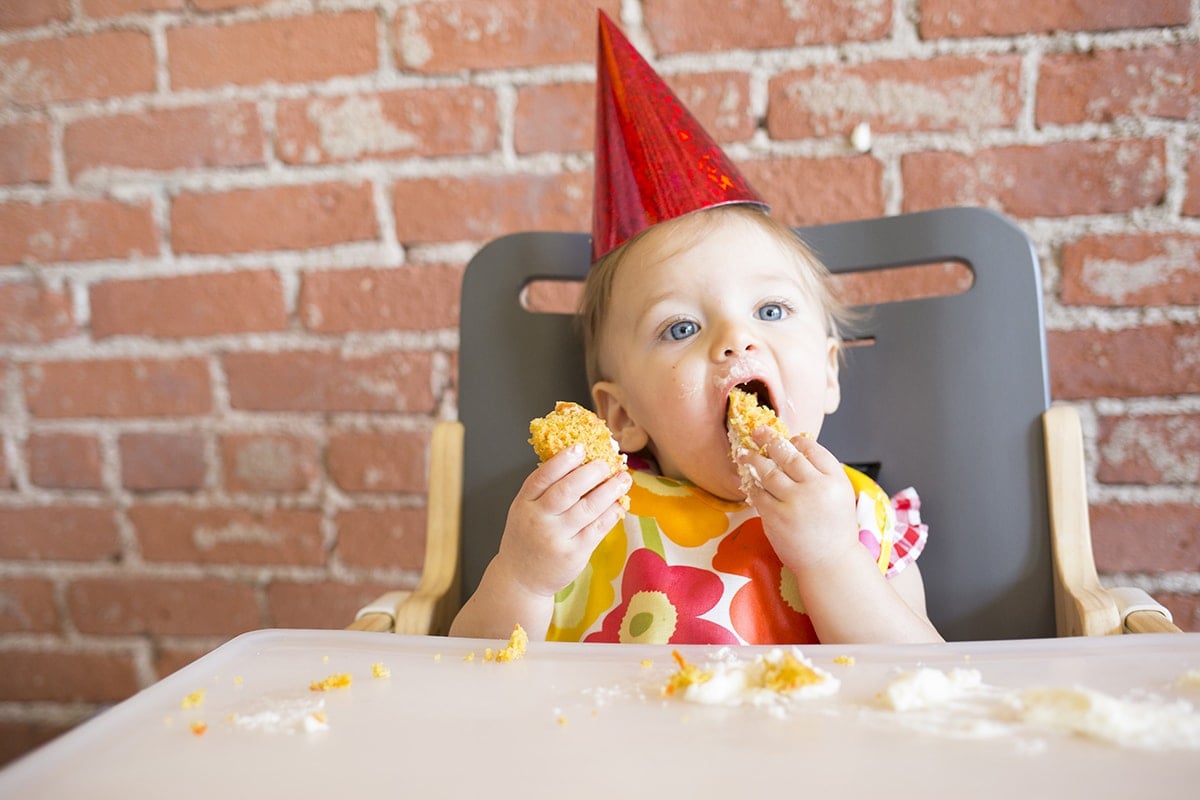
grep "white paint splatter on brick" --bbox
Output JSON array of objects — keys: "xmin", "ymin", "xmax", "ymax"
[
  {"xmin": 306, "ymin": 96, "xmax": 421, "ymax": 161},
  {"xmin": 787, "ymin": 71, "xmax": 1011, "ymax": 134},
  {"xmin": 234, "ymin": 439, "xmax": 300, "ymax": 487},
  {"xmin": 1101, "ymin": 417, "xmax": 1200, "ymax": 483},
  {"xmin": 193, "ymin": 522, "xmax": 282, "ymax": 551},
  {"xmin": 1080, "ymin": 239, "xmax": 1196, "ymax": 303},
  {"xmin": 396, "ymin": 9, "xmax": 432, "ymax": 68}
]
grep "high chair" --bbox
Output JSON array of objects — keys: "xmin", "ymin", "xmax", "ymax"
[{"xmin": 350, "ymin": 207, "xmax": 1178, "ymax": 641}]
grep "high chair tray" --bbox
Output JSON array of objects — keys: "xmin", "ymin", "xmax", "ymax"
[{"xmin": 3, "ymin": 630, "xmax": 1199, "ymax": 798}]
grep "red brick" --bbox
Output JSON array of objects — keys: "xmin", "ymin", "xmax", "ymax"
[
  {"xmin": 170, "ymin": 182, "xmax": 376, "ymax": 255},
  {"xmin": 0, "ymin": 281, "xmax": 75, "ymax": 344},
  {"xmin": 266, "ymin": 579, "xmax": 401, "ymax": 629},
  {"xmin": 328, "ymin": 429, "xmax": 429, "ymax": 493},
  {"xmin": 1, "ymin": 0, "xmax": 71, "ymax": 29},
  {"xmin": 67, "ymin": 577, "xmax": 261, "ymax": 635},
  {"xmin": 83, "ymin": 0, "xmax": 184, "ymax": 17},
  {"xmin": 0, "ymin": 649, "xmax": 139, "ymax": 702},
  {"xmin": 1096, "ymin": 414, "xmax": 1200, "ymax": 485},
  {"xmin": 64, "ymin": 103, "xmax": 264, "ymax": 179},
  {"xmin": 1157, "ymin": 594, "xmax": 1200, "ymax": 633},
  {"xmin": 298, "ymin": 265, "xmax": 463, "ymax": 334},
  {"xmin": 190, "ymin": 0, "xmax": 269, "ymax": 11},
  {"xmin": 167, "ymin": 12, "xmax": 377, "ymax": 90},
  {"xmin": 131, "ymin": 505, "xmax": 325, "ymax": 566},
  {"xmin": 225, "ymin": 350, "xmax": 434, "ymax": 413},
  {"xmin": 27, "ymin": 432, "xmax": 103, "ymax": 489},
  {"xmin": 153, "ymin": 643, "xmax": 215, "ymax": 681},
  {"xmin": 920, "ymin": 0, "xmax": 1190, "ymax": 38},
  {"xmin": 119, "ymin": 432, "xmax": 206, "ymax": 490},
  {"xmin": 0, "ymin": 507, "xmax": 120, "ymax": 561},
  {"xmin": 392, "ymin": 172, "xmax": 590, "ymax": 244},
  {"xmin": 0, "ymin": 435, "xmax": 10, "ymax": 488},
  {"xmin": 515, "ymin": 83, "xmax": 593, "ymax": 154},
  {"xmin": 276, "ymin": 88, "xmax": 497, "ymax": 165},
  {"xmin": 1186, "ymin": 151, "xmax": 1200, "ymax": 218},
  {"xmin": 0, "ymin": 30, "xmax": 155, "ymax": 105},
  {"xmin": 0, "ymin": 721, "xmax": 75, "ymax": 769},
  {"xmin": 91, "ymin": 270, "xmax": 287, "ymax": 339},
  {"xmin": 1092, "ymin": 503, "xmax": 1200, "ymax": 573},
  {"xmin": 645, "ymin": 0, "xmax": 890, "ymax": 53},
  {"xmin": 1061, "ymin": 234, "xmax": 1200, "ymax": 306},
  {"xmin": 24, "ymin": 358, "xmax": 212, "ymax": 418},
  {"xmin": 1038, "ymin": 45, "xmax": 1199, "ymax": 126},
  {"xmin": 335, "ymin": 507, "xmax": 426, "ymax": 571},
  {"xmin": 1047, "ymin": 323, "xmax": 1200, "ymax": 399},
  {"xmin": 0, "ymin": 199, "xmax": 158, "ymax": 265},
  {"xmin": 0, "ymin": 577, "xmax": 59, "ymax": 633},
  {"xmin": 394, "ymin": 0, "xmax": 619, "ymax": 72},
  {"xmin": 0, "ymin": 120, "xmax": 51, "ymax": 185},
  {"xmin": 769, "ymin": 56, "xmax": 1021, "ymax": 139},
  {"xmin": 901, "ymin": 139, "xmax": 1166, "ymax": 218},
  {"xmin": 220, "ymin": 433, "xmax": 319, "ymax": 492},
  {"xmin": 741, "ymin": 156, "xmax": 885, "ymax": 225}
]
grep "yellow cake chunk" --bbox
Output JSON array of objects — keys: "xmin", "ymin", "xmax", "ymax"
[
  {"xmin": 726, "ymin": 386, "xmax": 789, "ymax": 456},
  {"xmin": 529, "ymin": 401, "xmax": 630, "ymax": 509}
]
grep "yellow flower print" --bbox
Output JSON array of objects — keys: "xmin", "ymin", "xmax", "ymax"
[
  {"xmin": 547, "ymin": 520, "xmax": 627, "ymax": 641},
  {"xmin": 627, "ymin": 471, "xmax": 743, "ymax": 548}
]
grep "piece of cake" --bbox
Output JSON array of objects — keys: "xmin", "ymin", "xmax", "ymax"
[
  {"xmin": 529, "ymin": 401, "xmax": 630, "ymax": 509},
  {"xmin": 726, "ymin": 386, "xmax": 789, "ymax": 456}
]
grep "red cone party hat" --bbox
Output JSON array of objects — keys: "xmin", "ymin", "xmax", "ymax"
[{"xmin": 592, "ymin": 11, "xmax": 767, "ymax": 261}]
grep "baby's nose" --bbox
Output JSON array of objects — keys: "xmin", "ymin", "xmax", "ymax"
[{"xmin": 714, "ymin": 324, "xmax": 757, "ymax": 359}]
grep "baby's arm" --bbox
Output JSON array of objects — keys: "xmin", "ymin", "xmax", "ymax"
[
  {"xmin": 739, "ymin": 431, "xmax": 942, "ymax": 644},
  {"xmin": 449, "ymin": 446, "xmax": 631, "ymax": 639}
]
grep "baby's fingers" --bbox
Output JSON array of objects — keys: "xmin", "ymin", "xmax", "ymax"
[{"xmin": 567, "ymin": 470, "xmax": 632, "ymax": 541}]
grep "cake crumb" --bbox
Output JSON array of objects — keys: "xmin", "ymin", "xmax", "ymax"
[
  {"xmin": 309, "ymin": 673, "xmax": 352, "ymax": 692},
  {"xmin": 181, "ymin": 689, "xmax": 206, "ymax": 709},
  {"xmin": 371, "ymin": 662, "xmax": 391, "ymax": 679},
  {"xmin": 640, "ymin": 658, "xmax": 654, "ymax": 669},
  {"xmin": 834, "ymin": 655, "xmax": 856, "ymax": 665}
]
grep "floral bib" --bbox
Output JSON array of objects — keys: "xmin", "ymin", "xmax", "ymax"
[{"xmin": 547, "ymin": 466, "xmax": 927, "ymax": 645}]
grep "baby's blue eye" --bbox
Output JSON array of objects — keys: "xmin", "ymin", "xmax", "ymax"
[
  {"xmin": 757, "ymin": 303, "xmax": 785, "ymax": 321},
  {"xmin": 667, "ymin": 320, "xmax": 698, "ymax": 340}
]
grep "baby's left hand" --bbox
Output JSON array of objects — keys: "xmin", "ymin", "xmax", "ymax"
[{"xmin": 737, "ymin": 429, "xmax": 858, "ymax": 570}]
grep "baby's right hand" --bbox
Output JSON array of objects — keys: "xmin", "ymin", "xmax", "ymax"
[{"xmin": 494, "ymin": 445, "xmax": 631, "ymax": 598}]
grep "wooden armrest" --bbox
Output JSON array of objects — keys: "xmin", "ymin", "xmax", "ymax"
[
  {"xmin": 1042, "ymin": 405, "xmax": 1122, "ymax": 637},
  {"xmin": 1125, "ymin": 610, "xmax": 1183, "ymax": 634},
  {"xmin": 345, "ymin": 421, "xmax": 465, "ymax": 635},
  {"xmin": 394, "ymin": 421, "xmax": 464, "ymax": 635},
  {"xmin": 1108, "ymin": 586, "xmax": 1183, "ymax": 634},
  {"xmin": 346, "ymin": 590, "xmax": 414, "ymax": 632}
]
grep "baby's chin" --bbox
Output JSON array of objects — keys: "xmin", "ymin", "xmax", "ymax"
[{"xmin": 672, "ymin": 463, "xmax": 748, "ymax": 503}]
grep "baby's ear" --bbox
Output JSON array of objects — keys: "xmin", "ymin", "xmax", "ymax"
[
  {"xmin": 591, "ymin": 381, "xmax": 649, "ymax": 454},
  {"xmin": 823, "ymin": 336, "xmax": 842, "ymax": 414}
]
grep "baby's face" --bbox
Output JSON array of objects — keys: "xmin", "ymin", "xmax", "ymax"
[{"xmin": 592, "ymin": 213, "xmax": 841, "ymax": 500}]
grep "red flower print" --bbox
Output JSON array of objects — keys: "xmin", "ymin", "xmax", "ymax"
[
  {"xmin": 711, "ymin": 518, "xmax": 818, "ymax": 645},
  {"xmin": 585, "ymin": 549, "xmax": 738, "ymax": 645}
]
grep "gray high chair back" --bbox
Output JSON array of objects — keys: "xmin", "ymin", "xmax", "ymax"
[
  {"xmin": 458, "ymin": 207, "xmax": 1049, "ymax": 642},
  {"xmin": 351, "ymin": 206, "xmax": 1175, "ymax": 639}
]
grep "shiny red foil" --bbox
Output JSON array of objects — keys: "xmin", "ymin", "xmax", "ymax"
[{"xmin": 591, "ymin": 11, "xmax": 767, "ymax": 262}]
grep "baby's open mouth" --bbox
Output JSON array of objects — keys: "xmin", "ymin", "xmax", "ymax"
[{"xmin": 726, "ymin": 380, "xmax": 773, "ymax": 430}]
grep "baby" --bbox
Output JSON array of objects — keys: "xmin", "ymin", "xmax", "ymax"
[{"xmin": 449, "ymin": 13, "xmax": 941, "ymax": 645}]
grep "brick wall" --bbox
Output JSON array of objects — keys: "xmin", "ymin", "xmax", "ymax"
[{"xmin": 1, "ymin": 0, "xmax": 1197, "ymax": 764}]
